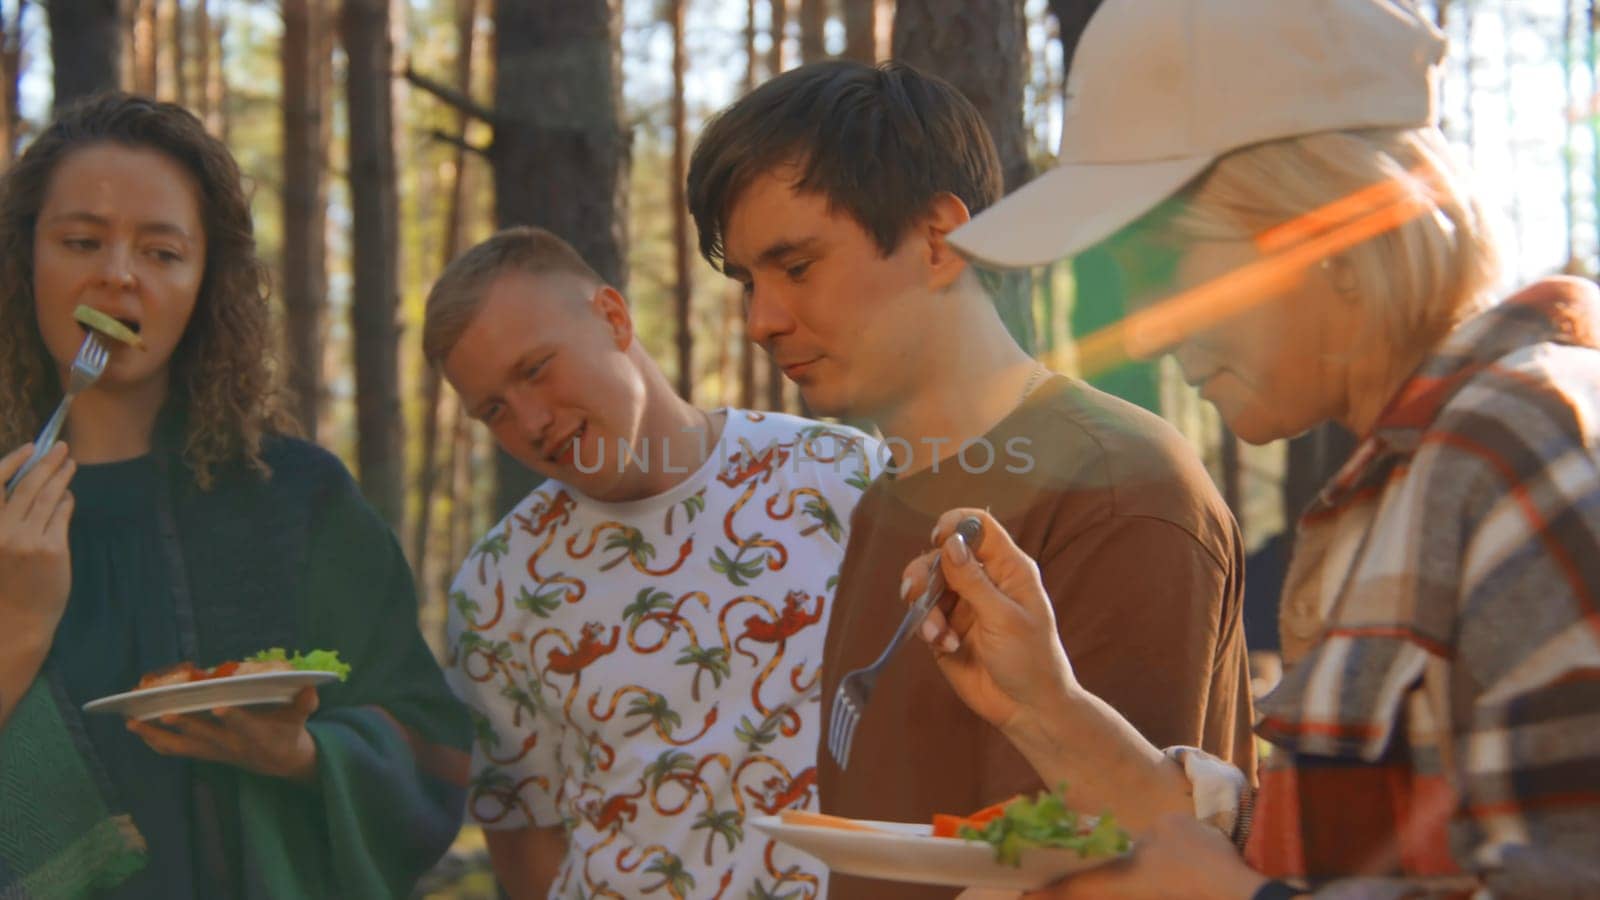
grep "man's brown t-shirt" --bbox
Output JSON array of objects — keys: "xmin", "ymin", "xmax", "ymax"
[{"xmin": 818, "ymin": 376, "xmax": 1256, "ymax": 900}]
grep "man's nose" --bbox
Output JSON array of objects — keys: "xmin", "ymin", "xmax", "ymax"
[
  {"xmin": 508, "ymin": 389, "xmax": 554, "ymax": 450},
  {"xmin": 745, "ymin": 284, "xmax": 796, "ymax": 350}
]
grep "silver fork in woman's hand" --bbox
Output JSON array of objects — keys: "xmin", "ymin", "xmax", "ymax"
[
  {"xmin": 826, "ymin": 515, "xmax": 984, "ymax": 768},
  {"xmin": 4, "ymin": 332, "xmax": 110, "ymax": 498}
]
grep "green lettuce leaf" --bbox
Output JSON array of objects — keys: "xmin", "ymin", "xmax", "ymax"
[
  {"xmin": 957, "ymin": 784, "xmax": 1130, "ymax": 867},
  {"xmin": 247, "ymin": 647, "xmax": 352, "ymax": 681}
]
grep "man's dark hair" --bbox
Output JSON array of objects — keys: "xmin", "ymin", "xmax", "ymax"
[{"xmin": 687, "ymin": 59, "xmax": 1003, "ymax": 270}]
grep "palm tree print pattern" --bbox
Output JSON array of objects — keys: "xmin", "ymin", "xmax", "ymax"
[{"xmin": 445, "ymin": 412, "xmax": 877, "ymax": 899}]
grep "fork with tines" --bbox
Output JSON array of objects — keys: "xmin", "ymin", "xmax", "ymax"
[
  {"xmin": 827, "ymin": 515, "xmax": 984, "ymax": 768},
  {"xmin": 5, "ymin": 331, "xmax": 110, "ymax": 498}
]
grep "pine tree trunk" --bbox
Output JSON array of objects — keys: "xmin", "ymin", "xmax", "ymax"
[
  {"xmin": 716, "ymin": 287, "xmax": 736, "ymax": 407},
  {"xmin": 342, "ymin": 0, "xmax": 407, "ymax": 527},
  {"xmin": 282, "ymin": 0, "xmax": 328, "ymax": 440},
  {"xmin": 893, "ymin": 0, "xmax": 1036, "ymax": 353},
  {"xmin": 204, "ymin": 3, "xmax": 227, "ymax": 138},
  {"xmin": 49, "ymin": 0, "xmax": 121, "ymax": 112},
  {"xmin": 843, "ymin": 0, "xmax": 876, "ymax": 63},
  {"xmin": 768, "ymin": 0, "xmax": 789, "ymax": 76},
  {"xmin": 195, "ymin": 0, "xmax": 213, "ymax": 124},
  {"xmin": 168, "ymin": 0, "xmax": 187, "ymax": 106},
  {"xmin": 412, "ymin": 0, "xmax": 480, "ymax": 585},
  {"xmin": 800, "ymin": 0, "xmax": 826, "ymax": 62},
  {"xmin": 491, "ymin": 0, "xmax": 629, "ymax": 513},
  {"xmin": 765, "ymin": 0, "xmax": 790, "ymax": 410},
  {"xmin": 671, "ymin": 0, "xmax": 694, "ymax": 399},
  {"xmin": 741, "ymin": 0, "xmax": 760, "ymax": 410},
  {"xmin": 0, "ymin": 0, "xmax": 24, "ymax": 164},
  {"xmin": 132, "ymin": 0, "xmax": 158, "ymax": 96}
]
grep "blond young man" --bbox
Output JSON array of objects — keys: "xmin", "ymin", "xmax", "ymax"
[{"xmin": 423, "ymin": 226, "xmax": 877, "ymax": 899}]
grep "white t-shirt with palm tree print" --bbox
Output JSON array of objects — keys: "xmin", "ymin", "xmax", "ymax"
[{"xmin": 446, "ymin": 409, "xmax": 878, "ymax": 900}]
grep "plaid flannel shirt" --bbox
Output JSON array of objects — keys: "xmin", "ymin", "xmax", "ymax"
[{"xmin": 1226, "ymin": 277, "xmax": 1600, "ymax": 899}]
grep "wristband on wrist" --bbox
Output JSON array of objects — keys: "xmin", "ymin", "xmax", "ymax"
[{"xmin": 1250, "ymin": 879, "xmax": 1309, "ymax": 900}]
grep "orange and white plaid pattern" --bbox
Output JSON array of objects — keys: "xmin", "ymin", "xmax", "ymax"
[{"xmin": 1241, "ymin": 278, "xmax": 1600, "ymax": 897}]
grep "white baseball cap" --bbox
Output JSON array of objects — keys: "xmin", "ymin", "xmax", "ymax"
[{"xmin": 950, "ymin": 0, "xmax": 1448, "ymax": 269}]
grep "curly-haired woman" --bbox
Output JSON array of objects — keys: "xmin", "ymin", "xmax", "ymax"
[{"xmin": 0, "ymin": 93, "xmax": 468, "ymax": 899}]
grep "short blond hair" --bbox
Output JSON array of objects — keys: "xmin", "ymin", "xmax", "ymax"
[
  {"xmin": 423, "ymin": 226, "xmax": 608, "ymax": 365},
  {"xmin": 1147, "ymin": 126, "xmax": 1500, "ymax": 363}
]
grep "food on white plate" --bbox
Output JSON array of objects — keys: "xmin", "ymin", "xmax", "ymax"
[{"xmin": 134, "ymin": 648, "xmax": 350, "ymax": 690}]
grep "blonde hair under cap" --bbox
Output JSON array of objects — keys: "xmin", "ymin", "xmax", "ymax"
[{"xmin": 1155, "ymin": 126, "xmax": 1502, "ymax": 366}]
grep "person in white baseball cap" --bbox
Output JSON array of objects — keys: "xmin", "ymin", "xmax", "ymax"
[{"xmin": 906, "ymin": 0, "xmax": 1600, "ymax": 898}]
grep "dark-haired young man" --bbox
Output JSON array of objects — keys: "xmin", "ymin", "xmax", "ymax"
[{"xmin": 689, "ymin": 61, "xmax": 1256, "ymax": 900}]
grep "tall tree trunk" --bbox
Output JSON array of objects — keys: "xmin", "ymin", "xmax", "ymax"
[
  {"xmin": 195, "ymin": 0, "xmax": 213, "ymax": 124},
  {"xmin": 0, "ymin": 0, "xmax": 25, "ymax": 165},
  {"xmin": 204, "ymin": 3, "xmax": 227, "ymax": 138},
  {"xmin": 740, "ymin": 0, "xmax": 759, "ymax": 410},
  {"xmin": 843, "ymin": 0, "xmax": 875, "ymax": 63},
  {"xmin": 800, "ymin": 0, "xmax": 826, "ymax": 62},
  {"xmin": 282, "ymin": 0, "xmax": 328, "ymax": 439},
  {"xmin": 447, "ymin": 402, "xmax": 477, "ymax": 611},
  {"xmin": 412, "ymin": 0, "xmax": 480, "ymax": 588},
  {"xmin": 158, "ymin": 0, "xmax": 177, "ymax": 100},
  {"xmin": 49, "ymin": 0, "xmax": 121, "ymax": 112},
  {"xmin": 168, "ymin": 0, "xmax": 187, "ymax": 106},
  {"xmin": 765, "ymin": 0, "xmax": 790, "ymax": 410},
  {"xmin": 491, "ymin": 0, "xmax": 629, "ymax": 514},
  {"xmin": 670, "ymin": 0, "xmax": 694, "ymax": 400},
  {"xmin": 132, "ymin": 0, "xmax": 157, "ymax": 96},
  {"xmin": 893, "ymin": 0, "xmax": 1036, "ymax": 353},
  {"xmin": 716, "ymin": 288, "xmax": 737, "ymax": 406},
  {"xmin": 768, "ymin": 0, "xmax": 789, "ymax": 76},
  {"xmin": 342, "ymin": 0, "xmax": 406, "ymax": 527}
]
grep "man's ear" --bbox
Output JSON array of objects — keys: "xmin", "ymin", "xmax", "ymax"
[
  {"xmin": 591, "ymin": 285, "xmax": 635, "ymax": 350},
  {"xmin": 922, "ymin": 192, "xmax": 973, "ymax": 291}
]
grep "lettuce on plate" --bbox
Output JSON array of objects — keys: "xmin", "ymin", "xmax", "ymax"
[
  {"xmin": 957, "ymin": 784, "xmax": 1130, "ymax": 867},
  {"xmin": 248, "ymin": 647, "xmax": 352, "ymax": 681}
]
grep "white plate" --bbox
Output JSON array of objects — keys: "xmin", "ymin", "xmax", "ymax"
[
  {"xmin": 750, "ymin": 815, "xmax": 1125, "ymax": 891},
  {"xmin": 82, "ymin": 670, "xmax": 341, "ymax": 720}
]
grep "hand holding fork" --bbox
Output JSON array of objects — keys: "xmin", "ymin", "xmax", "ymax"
[
  {"xmin": 826, "ymin": 515, "xmax": 984, "ymax": 768},
  {"xmin": 4, "ymin": 332, "xmax": 108, "ymax": 498},
  {"xmin": 0, "ymin": 332, "xmax": 103, "ymax": 652}
]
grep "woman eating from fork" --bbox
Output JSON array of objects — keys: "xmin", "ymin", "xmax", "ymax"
[
  {"xmin": 894, "ymin": 0, "xmax": 1600, "ymax": 897},
  {"xmin": 0, "ymin": 93, "xmax": 468, "ymax": 898}
]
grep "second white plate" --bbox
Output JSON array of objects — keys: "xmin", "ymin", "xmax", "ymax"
[
  {"xmin": 750, "ymin": 815, "xmax": 1124, "ymax": 891},
  {"xmin": 82, "ymin": 670, "xmax": 341, "ymax": 720}
]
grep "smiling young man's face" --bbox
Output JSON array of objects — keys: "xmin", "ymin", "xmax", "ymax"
[
  {"xmin": 32, "ymin": 142, "xmax": 207, "ymax": 390},
  {"xmin": 442, "ymin": 268, "xmax": 652, "ymax": 501},
  {"xmin": 720, "ymin": 169, "xmax": 953, "ymax": 420}
]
